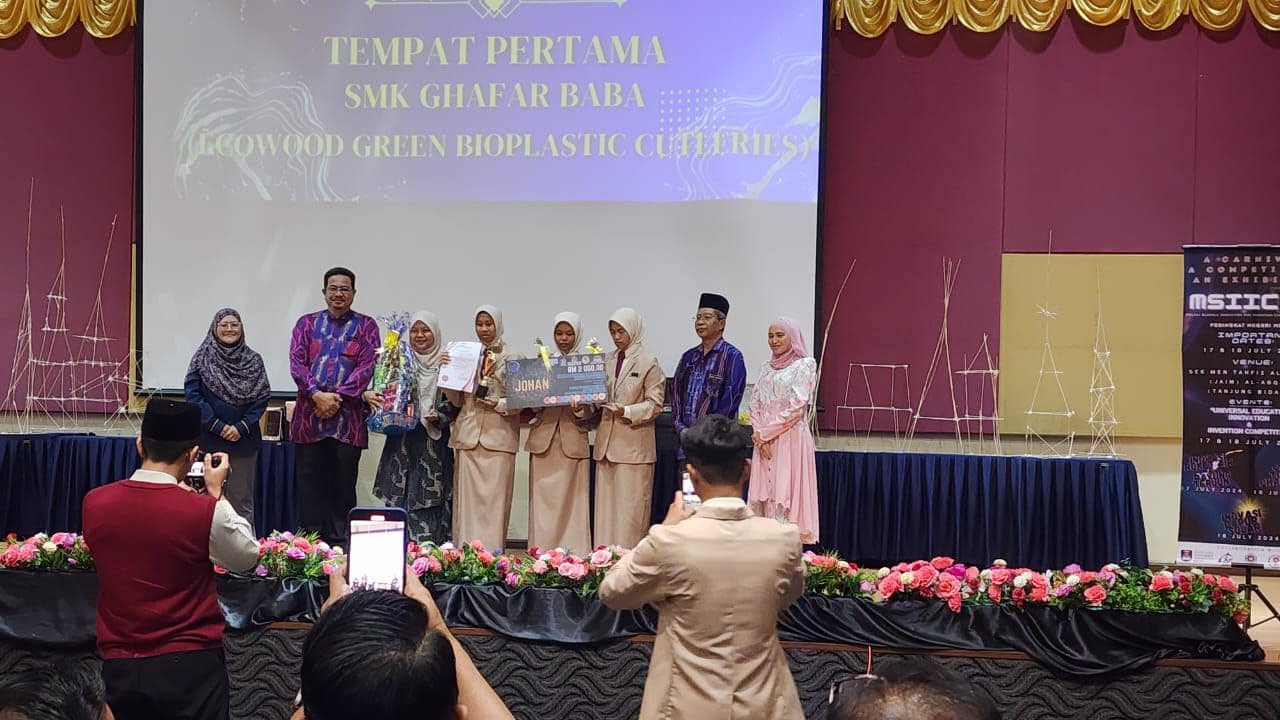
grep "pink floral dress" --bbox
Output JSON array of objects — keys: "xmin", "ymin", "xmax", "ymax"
[{"xmin": 747, "ymin": 357, "xmax": 819, "ymax": 544}]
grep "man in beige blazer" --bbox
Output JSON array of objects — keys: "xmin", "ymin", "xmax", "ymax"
[{"xmin": 599, "ymin": 414, "xmax": 806, "ymax": 720}]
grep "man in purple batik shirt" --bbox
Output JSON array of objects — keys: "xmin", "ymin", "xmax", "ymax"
[
  {"xmin": 289, "ymin": 266, "xmax": 380, "ymax": 548},
  {"xmin": 671, "ymin": 293, "xmax": 748, "ymax": 459}
]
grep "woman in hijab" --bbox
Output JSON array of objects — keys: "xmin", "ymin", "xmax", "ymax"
[
  {"xmin": 747, "ymin": 317, "xmax": 819, "ymax": 543},
  {"xmin": 524, "ymin": 312, "xmax": 592, "ymax": 553},
  {"xmin": 593, "ymin": 308, "xmax": 666, "ymax": 548},
  {"xmin": 364, "ymin": 311, "xmax": 455, "ymax": 542},
  {"xmin": 440, "ymin": 306, "xmax": 522, "ymax": 550},
  {"xmin": 183, "ymin": 308, "xmax": 272, "ymax": 534}
]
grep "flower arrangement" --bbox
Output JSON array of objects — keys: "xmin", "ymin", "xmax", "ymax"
[
  {"xmin": 501, "ymin": 545, "xmax": 628, "ymax": 596},
  {"xmin": 214, "ymin": 531, "xmax": 344, "ymax": 580},
  {"xmin": 1, "ymin": 528, "xmax": 1254, "ymax": 623},
  {"xmin": 409, "ymin": 540, "xmax": 505, "ymax": 586},
  {"xmin": 0, "ymin": 532, "xmax": 93, "ymax": 571}
]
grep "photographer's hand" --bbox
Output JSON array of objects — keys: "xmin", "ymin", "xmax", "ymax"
[{"xmin": 203, "ymin": 453, "xmax": 232, "ymax": 500}]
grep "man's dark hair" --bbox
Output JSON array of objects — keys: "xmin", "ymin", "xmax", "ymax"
[
  {"xmin": 139, "ymin": 437, "xmax": 196, "ymax": 465},
  {"xmin": 681, "ymin": 414, "xmax": 752, "ymax": 486},
  {"xmin": 301, "ymin": 590, "xmax": 458, "ymax": 720},
  {"xmin": 0, "ymin": 659, "xmax": 108, "ymax": 720},
  {"xmin": 828, "ymin": 657, "xmax": 999, "ymax": 720},
  {"xmin": 323, "ymin": 267, "xmax": 356, "ymax": 289}
]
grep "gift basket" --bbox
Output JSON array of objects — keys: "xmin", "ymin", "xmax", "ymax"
[{"xmin": 366, "ymin": 313, "xmax": 420, "ymax": 435}]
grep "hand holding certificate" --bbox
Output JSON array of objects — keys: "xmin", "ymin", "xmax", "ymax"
[{"xmin": 438, "ymin": 341, "xmax": 483, "ymax": 392}]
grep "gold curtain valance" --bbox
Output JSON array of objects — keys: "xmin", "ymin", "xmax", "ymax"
[
  {"xmin": 0, "ymin": 0, "xmax": 134, "ymax": 39},
  {"xmin": 832, "ymin": 0, "xmax": 1280, "ymax": 35}
]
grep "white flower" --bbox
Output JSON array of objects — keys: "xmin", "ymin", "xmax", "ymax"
[
  {"xmin": 1159, "ymin": 570, "xmax": 1175, "ymax": 579},
  {"xmin": 317, "ymin": 542, "xmax": 330, "ymax": 552},
  {"xmin": 837, "ymin": 561, "xmax": 850, "ymax": 571},
  {"xmin": 899, "ymin": 572, "xmax": 915, "ymax": 586},
  {"xmin": 877, "ymin": 567, "xmax": 890, "ymax": 578},
  {"xmin": 34, "ymin": 533, "xmax": 49, "ymax": 542},
  {"xmin": 439, "ymin": 542, "xmax": 455, "ymax": 551},
  {"xmin": 539, "ymin": 553, "xmax": 551, "ymax": 562},
  {"xmin": 1103, "ymin": 563, "xmax": 1120, "ymax": 572},
  {"xmin": 41, "ymin": 541, "xmax": 56, "ymax": 553},
  {"xmin": 993, "ymin": 559, "xmax": 1008, "ymax": 568},
  {"xmin": 1191, "ymin": 568, "xmax": 1204, "ymax": 577},
  {"xmin": 1066, "ymin": 575, "xmax": 1080, "ymax": 586},
  {"xmin": 1014, "ymin": 572, "xmax": 1032, "ymax": 589},
  {"xmin": 980, "ymin": 569, "xmax": 992, "ymax": 580}
]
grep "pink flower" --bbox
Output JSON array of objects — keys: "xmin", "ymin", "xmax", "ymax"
[
  {"xmin": 945, "ymin": 565, "xmax": 967, "ymax": 579},
  {"xmin": 16, "ymin": 544, "xmax": 34, "ymax": 563},
  {"xmin": 1219, "ymin": 576, "xmax": 1239, "ymax": 593},
  {"xmin": 1084, "ymin": 585, "xmax": 1107, "ymax": 606},
  {"xmin": 281, "ymin": 532, "xmax": 295, "ymax": 542},
  {"xmin": 892, "ymin": 562, "xmax": 911, "ymax": 573},
  {"xmin": 469, "ymin": 540, "xmax": 487, "ymax": 552},
  {"xmin": 909, "ymin": 560, "xmax": 929, "ymax": 572},
  {"xmin": 505, "ymin": 572, "xmax": 521, "ymax": 588},
  {"xmin": 528, "ymin": 546, "xmax": 542, "ymax": 558},
  {"xmin": 1055, "ymin": 585, "xmax": 1072, "ymax": 598},
  {"xmin": 322, "ymin": 562, "xmax": 337, "ymax": 576},
  {"xmin": 285, "ymin": 547, "xmax": 306, "ymax": 561},
  {"xmin": 442, "ymin": 549, "xmax": 462, "ymax": 564},
  {"xmin": 947, "ymin": 595, "xmax": 962, "ymax": 613},
  {"xmin": 931, "ymin": 556, "xmax": 955, "ymax": 571},
  {"xmin": 66, "ymin": 558, "xmax": 77, "ymax": 566},
  {"xmin": 495, "ymin": 557, "xmax": 511, "ymax": 573},
  {"xmin": 590, "ymin": 549, "xmax": 614, "ymax": 568},
  {"xmin": 293, "ymin": 538, "xmax": 314, "ymax": 552},
  {"xmin": 878, "ymin": 574, "xmax": 902, "ymax": 598},
  {"xmin": 425, "ymin": 556, "xmax": 442, "ymax": 573},
  {"xmin": 1030, "ymin": 573, "xmax": 1048, "ymax": 589},
  {"xmin": 477, "ymin": 551, "xmax": 495, "ymax": 566},
  {"xmin": 1063, "ymin": 563, "xmax": 1083, "ymax": 575},
  {"xmin": 1030, "ymin": 586, "xmax": 1048, "ymax": 603},
  {"xmin": 1079, "ymin": 571, "xmax": 1097, "ymax": 585},
  {"xmin": 1, "ymin": 547, "xmax": 18, "ymax": 566},
  {"xmin": 254, "ymin": 565, "xmax": 268, "ymax": 577},
  {"xmin": 860, "ymin": 581, "xmax": 876, "ymax": 593},
  {"xmin": 412, "ymin": 557, "xmax": 431, "ymax": 576},
  {"xmin": 989, "ymin": 568, "xmax": 1012, "ymax": 586},
  {"xmin": 531, "ymin": 560, "xmax": 549, "ymax": 575},
  {"xmin": 1179, "ymin": 576, "xmax": 1193, "ymax": 595},
  {"xmin": 1203, "ymin": 574, "xmax": 1218, "ymax": 586},
  {"xmin": 987, "ymin": 584, "xmax": 1003, "ymax": 604},
  {"xmin": 547, "ymin": 549, "xmax": 567, "ymax": 567},
  {"xmin": 936, "ymin": 575, "xmax": 962, "ymax": 599},
  {"xmin": 1150, "ymin": 575, "xmax": 1174, "ymax": 592},
  {"xmin": 558, "ymin": 562, "xmax": 587, "ymax": 581},
  {"xmin": 914, "ymin": 566, "xmax": 938, "ymax": 592},
  {"xmin": 1012, "ymin": 587, "xmax": 1026, "ymax": 606},
  {"xmin": 964, "ymin": 566, "xmax": 981, "ymax": 588}
]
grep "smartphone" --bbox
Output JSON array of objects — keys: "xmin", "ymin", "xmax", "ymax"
[
  {"xmin": 347, "ymin": 507, "xmax": 409, "ymax": 593},
  {"xmin": 184, "ymin": 449, "xmax": 206, "ymax": 492}
]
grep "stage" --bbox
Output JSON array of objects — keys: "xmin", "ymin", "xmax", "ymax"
[{"xmin": 0, "ymin": 427, "xmax": 1148, "ymax": 568}]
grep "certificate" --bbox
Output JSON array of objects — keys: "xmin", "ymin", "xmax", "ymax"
[
  {"xmin": 438, "ymin": 341, "xmax": 483, "ymax": 392},
  {"xmin": 504, "ymin": 354, "xmax": 608, "ymax": 410}
]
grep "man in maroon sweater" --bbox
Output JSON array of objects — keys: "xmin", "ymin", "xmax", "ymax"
[{"xmin": 83, "ymin": 399, "xmax": 259, "ymax": 720}]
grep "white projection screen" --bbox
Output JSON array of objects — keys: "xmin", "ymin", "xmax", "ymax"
[{"xmin": 141, "ymin": 1, "xmax": 823, "ymax": 391}]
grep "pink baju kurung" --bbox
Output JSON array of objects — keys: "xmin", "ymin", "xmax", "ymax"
[{"xmin": 747, "ymin": 356, "xmax": 819, "ymax": 544}]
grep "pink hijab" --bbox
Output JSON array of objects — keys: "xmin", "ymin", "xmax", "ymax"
[{"xmin": 769, "ymin": 316, "xmax": 809, "ymax": 370}]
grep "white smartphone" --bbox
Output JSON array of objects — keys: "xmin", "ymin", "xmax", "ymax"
[{"xmin": 346, "ymin": 507, "xmax": 408, "ymax": 593}]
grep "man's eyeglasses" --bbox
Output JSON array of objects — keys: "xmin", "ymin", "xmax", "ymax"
[
  {"xmin": 325, "ymin": 286, "xmax": 354, "ymax": 295},
  {"xmin": 692, "ymin": 314, "xmax": 720, "ymax": 323}
]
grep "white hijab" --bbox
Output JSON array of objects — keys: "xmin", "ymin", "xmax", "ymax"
[
  {"xmin": 474, "ymin": 305, "xmax": 505, "ymax": 352},
  {"xmin": 552, "ymin": 311, "xmax": 582, "ymax": 356},
  {"xmin": 609, "ymin": 308, "xmax": 644, "ymax": 351},
  {"xmin": 408, "ymin": 311, "xmax": 442, "ymax": 406}
]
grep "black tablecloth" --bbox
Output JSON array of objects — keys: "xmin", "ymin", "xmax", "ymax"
[
  {"xmin": 0, "ymin": 571, "xmax": 1259, "ymax": 678},
  {"xmin": 0, "ymin": 430, "xmax": 1147, "ymax": 568}
]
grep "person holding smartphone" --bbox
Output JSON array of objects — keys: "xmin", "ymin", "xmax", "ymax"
[
  {"xmin": 82, "ymin": 399, "xmax": 259, "ymax": 720},
  {"xmin": 294, "ymin": 561, "xmax": 513, "ymax": 720}
]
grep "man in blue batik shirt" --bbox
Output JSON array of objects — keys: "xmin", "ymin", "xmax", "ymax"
[{"xmin": 671, "ymin": 293, "xmax": 748, "ymax": 458}]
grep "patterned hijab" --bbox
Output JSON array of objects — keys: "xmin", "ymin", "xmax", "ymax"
[
  {"xmin": 769, "ymin": 316, "xmax": 809, "ymax": 370},
  {"xmin": 552, "ymin": 311, "xmax": 582, "ymax": 356},
  {"xmin": 188, "ymin": 308, "xmax": 271, "ymax": 405}
]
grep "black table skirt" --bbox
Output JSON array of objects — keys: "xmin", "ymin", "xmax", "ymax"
[
  {"xmin": 0, "ymin": 427, "xmax": 1147, "ymax": 568},
  {"xmin": 0, "ymin": 571, "xmax": 1259, "ymax": 679}
]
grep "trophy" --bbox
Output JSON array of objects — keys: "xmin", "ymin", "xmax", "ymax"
[
  {"xmin": 475, "ymin": 349, "xmax": 496, "ymax": 400},
  {"xmin": 585, "ymin": 338, "xmax": 604, "ymax": 355}
]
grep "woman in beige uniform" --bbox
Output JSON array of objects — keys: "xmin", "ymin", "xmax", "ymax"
[
  {"xmin": 525, "ymin": 311, "xmax": 592, "ymax": 553},
  {"xmin": 593, "ymin": 307, "xmax": 665, "ymax": 548},
  {"xmin": 441, "ymin": 305, "xmax": 521, "ymax": 550}
]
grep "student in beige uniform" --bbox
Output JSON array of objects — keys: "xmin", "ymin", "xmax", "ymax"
[
  {"xmin": 440, "ymin": 305, "xmax": 521, "ymax": 550},
  {"xmin": 599, "ymin": 414, "xmax": 806, "ymax": 720},
  {"xmin": 525, "ymin": 311, "xmax": 592, "ymax": 553},
  {"xmin": 593, "ymin": 307, "xmax": 665, "ymax": 549}
]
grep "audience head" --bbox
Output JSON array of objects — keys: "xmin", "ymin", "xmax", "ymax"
[
  {"xmin": 136, "ymin": 399, "xmax": 201, "ymax": 472},
  {"xmin": 827, "ymin": 657, "xmax": 998, "ymax": 720},
  {"xmin": 322, "ymin": 267, "xmax": 356, "ymax": 315},
  {"xmin": 0, "ymin": 659, "xmax": 112, "ymax": 720},
  {"xmin": 681, "ymin": 414, "xmax": 752, "ymax": 492},
  {"xmin": 300, "ymin": 589, "xmax": 462, "ymax": 720}
]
